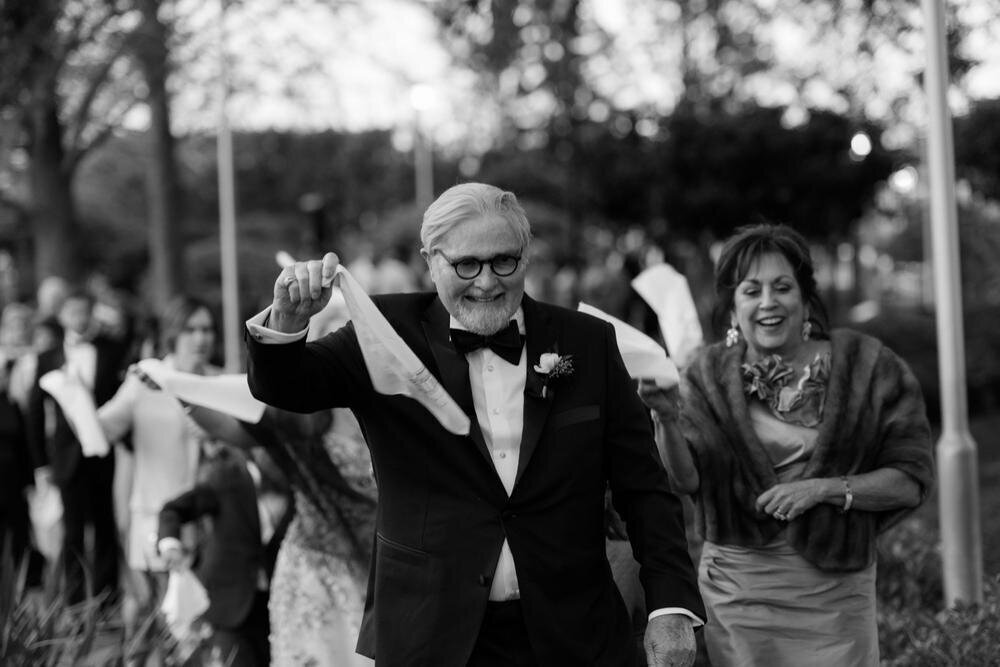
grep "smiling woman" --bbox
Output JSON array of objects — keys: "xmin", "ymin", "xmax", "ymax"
[{"xmin": 638, "ymin": 223, "xmax": 935, "ymax": 666}]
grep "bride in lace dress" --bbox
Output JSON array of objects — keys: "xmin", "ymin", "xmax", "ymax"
[{"xmin": 262, "ymin": 408, "xmax": 376, "ymax": 666}]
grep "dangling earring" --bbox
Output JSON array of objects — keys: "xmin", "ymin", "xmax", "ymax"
[
  {"xmin": 801, "ymin": 320, "xmax": 812, "ymax": 341},
  {"xmin": 725, "ymin": 324, "xmax": 740, "ymax": 348}
]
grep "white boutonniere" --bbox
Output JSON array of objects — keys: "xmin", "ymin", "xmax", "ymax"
[{"xmin": 533, "ymin": 352, "xmax": 574, "ymax": 398}]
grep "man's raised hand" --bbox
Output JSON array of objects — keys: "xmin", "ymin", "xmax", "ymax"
[{"xmin": 271, "ymin": 252, "xmax": 339, "ymax": 333}]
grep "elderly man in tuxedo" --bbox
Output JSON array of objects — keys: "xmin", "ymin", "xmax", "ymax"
[{"xmin": 245, "ymin": 182, "xmax": 705, "ymax": 666}]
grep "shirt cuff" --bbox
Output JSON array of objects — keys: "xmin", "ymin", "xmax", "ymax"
[
  {"xmin": 648, "ymin": 607, "xmax": 705, "ymax": 628},
  {"xmin": 245, "ymin": 307, "xmax": 309, "ymax": 344},
  {"xmin": 157, "ymin": 536, "xmax": 183, "ymax": 555}
]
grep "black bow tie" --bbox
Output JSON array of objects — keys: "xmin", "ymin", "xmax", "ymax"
[{"xmin": 450, "ymin": 321, "xmax": 524, "ymax": 365}]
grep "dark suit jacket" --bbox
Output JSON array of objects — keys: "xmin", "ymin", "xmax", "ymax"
[
  {"xmin": 26, "ymin": 337, "xmax": 128, "ymax": 484},
  {"xmin": 157, "ymin": 452, "xmax": 293, "ymax": 629},
  {"xmin": 246, "ymin": 293, "xmax": 704, "ymax": 666}
]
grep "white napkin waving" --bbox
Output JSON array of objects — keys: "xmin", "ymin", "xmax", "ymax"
[
  {"xmin": 577, "ymin": 302, "xmax": 679, "ymax": 389},
  {"xmin": 160, "ymin": 567, "xmax": 210, "ymax": 643},
  {"xmin": 334, "ymin": 265, "xmax": 470, "ymax": 436},
  {"xmin": 136, "ymin": 359, "xmax": 266, "ymax": 424},
  {"xmin": 631, "ymin": 263, "xmax": 704, "ymax": 368},
  {"xmin": 38, "ymin": 369, "xmax": 111, "ymax": 457}
]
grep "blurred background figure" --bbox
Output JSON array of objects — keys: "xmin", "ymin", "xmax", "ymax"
[
  {"xmin": 159, "ymin": 444, "xmax": 293, "ymax": 667},
  {"xmin": 0, "ymin": 353, "xmax": 39, "ymax": 584},
  {"xmin": 26, "ymin": 288, "xmax": 131, "ymax": 604},
  {"xmin": 35, "ymin": 277, "xmax": 69, "ymax": 322},
  {"xmin": 98, "ymin": 295, "xmax": 222, "ymax": 644}
]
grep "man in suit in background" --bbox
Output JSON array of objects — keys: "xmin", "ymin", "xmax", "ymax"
[
  {"xmin": 159, "ymin": 445, "xmax": 292, "ymax": 667},
  {"xmin": 245, "ymin": 183, "xmax": 705, "ymax": 666},
  {"xmin": 27, "ymin": 289, "xmax": 129, "ymax": 602}
]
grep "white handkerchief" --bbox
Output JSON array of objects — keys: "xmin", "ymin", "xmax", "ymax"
[
  {"xmin": 136, "ymin": 359, "xmax": 267, "ymax": 424},
  {"xmin": 577, "ymin": 302, "xmax": 679, "ymax": 389},
  {"xmin": 631, "ymin": 263, "xmax": 704, "ymax": 368},
  {"xmin": 334, "ymin": 265, "xmax": 470, "ymax": 436},
  {"xmin": 39, "ymin": 369, "xmax": 111, "ymax": 457},
  {"xmin": 160, "ymin": 567, "xmax": 210, "ymax": 642}
]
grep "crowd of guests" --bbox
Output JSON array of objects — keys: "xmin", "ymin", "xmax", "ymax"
[
  {"xmin": 0, "ymin": 275, "xmax": 378, "ymax": 666},
  {"xmin": 0, "ymin": 186, "xmax": 935, "ymax": 667}
]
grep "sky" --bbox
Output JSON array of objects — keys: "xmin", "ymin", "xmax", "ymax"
[{"xmin": 157, "ymin": 0, "xmax": 1000, "ymax": 153}]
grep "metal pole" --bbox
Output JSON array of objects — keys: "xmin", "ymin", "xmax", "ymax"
[
  {"xmin": 218, "ymin": 0, "xmax": 241, "ymax": 372},
  {"xmin": 921, "ymin": 0, "xmax": 982, "ymax": 605},
  {"xmin": 414, "ymin": 114, "xmax": 433, "ymax": 211}
]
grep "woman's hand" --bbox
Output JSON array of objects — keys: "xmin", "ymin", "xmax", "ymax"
[
  {"xmin": 638, "ymin": 379, "xmax": 681, "ymax": 422},
  {"xmin": 271, "ymin": 252, "xmax": 339, "ymax": 333},
  {"xmin": 755, "ymin": 478, "xmax": 835, "ymax": 522}
]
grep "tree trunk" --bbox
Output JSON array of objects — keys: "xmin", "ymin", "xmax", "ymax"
[
  {"xmin": 135, "ymin": 0, "xmax": 182, "ymax": 313},
  {"xmin": 28, "ymin": 92, "xmax": 79, "ymax": 282}
]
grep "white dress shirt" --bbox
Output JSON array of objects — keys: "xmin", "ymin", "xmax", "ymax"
[{"xmin": 449, "ymin": 312, "xmax": 526, "ymax": 601}]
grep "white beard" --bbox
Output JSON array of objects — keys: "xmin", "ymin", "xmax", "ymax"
[{"xmin": 452, "ymin": 299, "xmax": 516, "ymax": 335}]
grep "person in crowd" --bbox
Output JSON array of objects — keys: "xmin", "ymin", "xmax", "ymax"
[
  {"xmin": 158, "ymin": 443, "xmax": 293, "ymax": 666},
  {"xmin": 26, "ymin": 288, "xmax": 131, "ymax": 603},
  {"xmin": 639, "ymin": 223, "xmax": 935, "ymax": 665},
  {"xmin": 1, "ymin": 302, "xmax": 37, "ymax": 413},
  {"xmin": 141, "ymin": 295, "xmax": 377, "ymax": 666},
  {"xmin": 97, "ymin": 295, "xmax": 222, "ymax": 634},
  {"xmin": 35, "ymin": 276, "xmax": 68, "ymax": 321},
  {"xmin": 244, "ymin": 182, "xmax": 705, "ymax": 666},
  {"xmin": 0, "ymin": 355, "xmax": 36, "ymax": 578}
]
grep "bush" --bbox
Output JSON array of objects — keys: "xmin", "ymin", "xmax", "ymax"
[
  {"xmin": 0, "ymin": 546, "xmax": 190, "ymax": 666},
  {"xmin": 880, "ymin": 576, "xmax": 1000, "ymax": 666}
]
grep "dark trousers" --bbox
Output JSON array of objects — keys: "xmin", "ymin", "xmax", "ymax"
[
  {"xmin": 58, "ymin": 454, "xmax": 119, "ymax": 603},
  {"xmin": 208, "ymin": 591, "xmax": 271, "ymax": 666},
  {"xmin": 467, "ymin": 601, "xmax": 539, "ymax": 667}
]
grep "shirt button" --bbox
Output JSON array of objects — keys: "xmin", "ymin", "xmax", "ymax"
[
  {"xmin": 497, "ymin": 451, "xmax": 507, "ymax": 459},
  {"xmin": 492, "ymin": 407, "xmax": 500, "ymax": 415},
  {"xmin": 487, "ymin": 364, "xmax": 495, "ymax": 372}
]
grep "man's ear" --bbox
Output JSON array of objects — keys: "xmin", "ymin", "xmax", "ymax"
[{"xmin": 420, "ymin": 248, "xmax": 436, "ymax": 283}]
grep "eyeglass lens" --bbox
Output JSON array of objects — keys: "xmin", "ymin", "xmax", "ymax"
[{"xmin": 454, "ymin": 255, "xmax": 519, "ymax": 279}]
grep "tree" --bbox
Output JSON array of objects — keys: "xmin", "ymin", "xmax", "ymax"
[
  {"xmin": 131, "ymin": 0, "xmax": 183, "ymax": 310},
  {"xmin": 0, "ymin": 0, "xmax": 139, "ymax": 282}
]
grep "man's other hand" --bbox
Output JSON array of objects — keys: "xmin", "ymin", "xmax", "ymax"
[{"xmin": 643, "ymin": 614, "xmax": 696, "ymax": 667}]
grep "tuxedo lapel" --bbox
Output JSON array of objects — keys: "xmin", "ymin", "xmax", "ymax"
[
  {"xmin": 420, "ymin": 299, "xmax": 493, "ymax": 469},
  {"xmin": 515, "ymin": 296, "xmax": 557, "ymax": 487}
]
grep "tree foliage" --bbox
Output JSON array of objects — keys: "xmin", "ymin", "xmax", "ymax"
[{"xmin": 0, "ymin": 0, "xmax": 139, "ymax": 281}]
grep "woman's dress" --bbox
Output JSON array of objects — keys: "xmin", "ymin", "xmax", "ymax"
[
  {"xmin": 699, "ymin": 402, "xmax": 878, "ymax": 666},
  {"xmin": 268, "ymin": 408, "xmax": 377, "ymax": 667},
  {"xmin": 98, "ymin": 356, "xmax": 213, "ymax": 572}
]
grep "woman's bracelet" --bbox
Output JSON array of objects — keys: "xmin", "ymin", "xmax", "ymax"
[{"xmin": 840, "ymin": 475, "xmax": 853, "ymax": 512}]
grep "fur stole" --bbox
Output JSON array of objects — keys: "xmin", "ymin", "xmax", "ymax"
[{"xmin": 679, "ymin": 328, "xmax": 934, "ymax": 572}]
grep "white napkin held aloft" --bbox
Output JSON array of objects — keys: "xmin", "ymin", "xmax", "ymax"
[
  {"xmin": 38, "ymin": 369, "xmax": 111, "ymax": 457},
  {"xmin": 136, "ymin": 359, "xmax": 267, "ymax": 424},
  {"xmin": 333, "ymin": 265, "xmax": 470, "ymax": 436},
  {"xmin": 577, "ymin": 302, "xmax": 679, "ymax": 389},
  {"xmin": 631, "ymin": 263, "xmax": 704, "ymax": 368}
]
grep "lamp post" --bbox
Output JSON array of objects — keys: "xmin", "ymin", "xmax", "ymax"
[
  {"xmin": 921, "ymin": 0, "xmax": 982, "ymax": 605},
  {"xmin": 218, "ymin": 0, "xmax": 240, "ymax": 372},
  {"xmin": 410, "ymin": 84, "xmax": 434, "ymax": 211}
]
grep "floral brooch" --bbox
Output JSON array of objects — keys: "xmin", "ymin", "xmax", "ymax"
[{"xmin": 533, "ymin": 352, "xmax": 574, "ymax": 398}]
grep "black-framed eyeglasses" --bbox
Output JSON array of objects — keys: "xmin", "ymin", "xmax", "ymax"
[{"xmin": 435, "ymin": 250, "xmax": 522, "ymax": 280}]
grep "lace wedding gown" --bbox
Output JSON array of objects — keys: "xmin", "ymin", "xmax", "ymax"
[{"xmin": 267, "ymin": 409, "xmax": 377, "ymax": 667}]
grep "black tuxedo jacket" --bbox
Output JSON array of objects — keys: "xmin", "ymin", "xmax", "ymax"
[
  {"xmin": 246, "ymin": 293, "xmax": 704, "ymax": 666},
  {"xmin": 26, "ymin": 337, "xmax": 128, "ymax": 484},
  {"xmin": 158, "ymin": 452, "xmax": 293, "ymax": 629}
]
